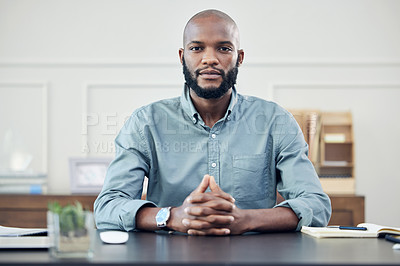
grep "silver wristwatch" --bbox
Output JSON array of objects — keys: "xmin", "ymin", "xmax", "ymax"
[{"xmin": 155, "ymin": 207, "xmax": 172, "ymax": 228}]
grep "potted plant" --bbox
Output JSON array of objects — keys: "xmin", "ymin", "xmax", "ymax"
[{"xmin": 47, "ymin": 201, "xmax": 94, "ymax": 258}]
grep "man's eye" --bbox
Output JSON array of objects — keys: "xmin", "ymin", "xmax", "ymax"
[
  {"xmin": 190, "ymin": 47, "xmax": 203, "ymax": 51},
  {"xmin": 219, "ymin": 47, "xmax": 233, "ymax": 52}
]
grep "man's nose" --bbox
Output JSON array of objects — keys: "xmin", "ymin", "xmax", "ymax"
[{"xmin": 201, "ymin": 49, "xmax": 219, "ymax": 66}]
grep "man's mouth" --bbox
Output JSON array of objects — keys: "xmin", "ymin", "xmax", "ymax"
[{"xmin": 198, "ymin": 69, "xmax": 222, "ymax": 79}]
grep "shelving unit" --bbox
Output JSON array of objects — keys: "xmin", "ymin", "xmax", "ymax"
[
  {"xmin": 318, "ymin": 112, "xmax": 355, "ymax": 194},
  {"xmin": 289, "ymin": 110, "xmax": 355, "ymax": 194}
]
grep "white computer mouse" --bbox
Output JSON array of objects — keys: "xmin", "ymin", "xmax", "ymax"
[{"xmin": 99, "ymin": 231, "xmax": 129, "ymax": 244}]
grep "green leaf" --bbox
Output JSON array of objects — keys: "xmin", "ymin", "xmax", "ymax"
[{"xmin": 48, "ymin": 201, "xmax": 87, "ymax": 235}]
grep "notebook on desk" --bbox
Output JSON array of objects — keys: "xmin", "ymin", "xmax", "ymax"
[
  {"xmin": 0, "ymin": 225, "xmax": 49, "ymax": 249},
  {"xmin": 0, "ymin": 236, "xmax": 49, "ymax": 249},
  {"xmin": 0, "ymin": 225, "xmax": 47, "ymax": 237},
  {"xmin": 301, "ymin": 223, "xmax": 400, "ymax": 238}
]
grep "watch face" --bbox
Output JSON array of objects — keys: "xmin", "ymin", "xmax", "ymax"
[{"xmin": 156, "ymin": 207, "xmax": 170, "ymax": 225}]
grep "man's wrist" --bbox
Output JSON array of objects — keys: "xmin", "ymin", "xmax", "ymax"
[
  {"xmin": 136, "ymin": 206, "xmax": 160, "ymax": 231},
  {"xmin": 166, "ymin": 207, "xmax": 178, "ymax": 231}
]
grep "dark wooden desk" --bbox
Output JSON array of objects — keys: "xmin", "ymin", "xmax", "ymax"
[{"xmin": 1, "ymin": 231, "xmax": 399, "ymax": 265}]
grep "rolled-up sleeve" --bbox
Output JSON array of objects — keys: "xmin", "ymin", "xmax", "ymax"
[
  {"xmin": 94, "ymin": 114, "xmax": 156, "ymax": 231},
  {"xmin": 274, "ymin": 115, "xmax": 332, "ymax": 231}
]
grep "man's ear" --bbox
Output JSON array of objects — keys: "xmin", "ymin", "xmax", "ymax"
[
  {"xmin": 237, "ymin": 49, "xmax": 244, "ymax": 66},
  {"xmin": 179, "ymin": 48, "xmax": 184, "ymax": 64}
]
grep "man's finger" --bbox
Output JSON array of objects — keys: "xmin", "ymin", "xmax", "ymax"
[
  {"xmin": 190, "ymin": 190, "xmax": 235, "ymax": 204},
  {"xmin": 186, "ymin": 198, "xmax": 235, "ymax": 213},
  {"xmin": 182, "ymin": 215, "xmax": 233, "ymax": 229},
  {"xmin": 209, "ymin": 175, "xmax": 222, "ymax": 192},
  {"xmin": 187, "ymin": 228, "xmax": 230, "ymax": 236},
  {"xmin": 185, "ymin": 204, "xmax": 235, "ymax": 217},
  {"xmin": 209, "ymin": 175, "xmax": 235, "ymax": 203},
  {"xmin": 192, "ymin": 174, "xmax": 210, "ymax": 194}
]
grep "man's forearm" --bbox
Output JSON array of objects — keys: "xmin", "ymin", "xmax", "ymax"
[
  {"xmin": 136, "ymin": 207, "xmax": 161, "ymax": 231},
  {"xmin": 242, "ymin": 207, "xmax": 299, "ymax": 232}
]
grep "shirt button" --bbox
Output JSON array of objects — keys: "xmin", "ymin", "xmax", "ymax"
[
  {"xmin": 192, "ymin": 117, "xmax": 196, "ymax": 123},
  {"xmin": 211, "ymin": 134, "xmax": 216, "ymax": 139},
  {"xmin": 211, "ymin": 163, "xmax": 217, "ymax": 168}
]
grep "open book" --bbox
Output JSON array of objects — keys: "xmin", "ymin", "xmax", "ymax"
[
  {"xmin": 0, "ymin": 236, "xmax": 49, "ymax": 249},
  {"xmin": 301, "ymin": 223, "xmax": 400, "ymax": 238},
  {"xmin": 0, "ymin": 225, "xmax": 49, "ymax": 249},
  {"xmin": 0, "ymin": 225, "xmax": 47, "ymax": 237}
]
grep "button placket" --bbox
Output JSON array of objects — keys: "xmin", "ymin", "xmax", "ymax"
[{"xmin": 208, "ymin": 130, "xmax": 219, "ymax": 180}]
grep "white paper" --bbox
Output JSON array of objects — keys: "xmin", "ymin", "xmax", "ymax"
[{"xmin": 0, "ymin": 225, "xmax": 47, "ymax": 237}]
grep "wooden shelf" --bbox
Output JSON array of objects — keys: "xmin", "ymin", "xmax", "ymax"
[
  {"xmin": 324, "ymin": 141, "xmax": 353, "ymax": 144},
  {"xmin": 320, "ymin": 178, "xmax": 355, "ymax": 194}
]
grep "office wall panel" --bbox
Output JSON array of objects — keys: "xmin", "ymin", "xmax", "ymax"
[{"xmin": 0, "ymin": 83, "xmax": 47, "ymax": 173}]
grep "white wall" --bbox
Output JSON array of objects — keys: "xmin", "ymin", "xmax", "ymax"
[{"xmin": 0, "ymin": 0, "xmax": 399, "ymax": 226}]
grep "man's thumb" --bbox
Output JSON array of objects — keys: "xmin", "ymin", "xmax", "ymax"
[
  {"xmin": 193, "ymin": 174, "xmax": 211, "ymax": 193},
  {"xmin": 209, "ymin": 175, "xmax": 222, "ymax": 192}
]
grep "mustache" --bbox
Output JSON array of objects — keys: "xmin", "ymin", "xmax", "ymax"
[{"xmin": 195, "ymin": 66, "xmax": 225, "ymax": 77}]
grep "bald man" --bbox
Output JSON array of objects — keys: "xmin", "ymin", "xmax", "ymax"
[{"xmin": 94, "ymin": 10, "xmax": 331, "ymax": 235}]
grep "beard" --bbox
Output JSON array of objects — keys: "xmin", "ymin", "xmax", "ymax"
[{"xmin": 182, "ymin": 56, "xmax": 239, "ymax": 99}]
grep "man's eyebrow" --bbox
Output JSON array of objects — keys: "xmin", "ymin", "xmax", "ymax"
[
  {"xmin": 218, "ymin": 41, "xmax": 234, "ymax": 46},
  {"xmin": 188, "ymin": 41, "xmax": 204, "ymax": 45},
  {"xmin": 187, "ymin": 41, "xmax": 235, "ymax": 46}
]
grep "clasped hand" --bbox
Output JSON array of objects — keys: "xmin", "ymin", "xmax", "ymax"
[{"xmin": 169, "ymin": 174, "xmax": 247, "ymax": 236}]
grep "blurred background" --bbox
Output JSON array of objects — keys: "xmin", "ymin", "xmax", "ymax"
[{"xmin": 0, "ymin": 0, "xmax": 399, "ymax": 226}]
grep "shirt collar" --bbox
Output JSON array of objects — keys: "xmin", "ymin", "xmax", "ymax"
[{"xmin": 180, "ymin": 84, "xmax": 238, "ymax": 124}]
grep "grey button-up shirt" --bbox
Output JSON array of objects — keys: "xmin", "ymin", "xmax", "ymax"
[{"xmin": 94, "ymin": 86, "xmax": 331, "ymax": 231}]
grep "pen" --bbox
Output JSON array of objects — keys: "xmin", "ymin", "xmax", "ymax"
[
  {"xmin": 385, "ymin": 234, "xmax": 400, "ymax": 244},
  {"xmin": 327, "ymin": 226, "xmax": 368, "ymax": 231}
]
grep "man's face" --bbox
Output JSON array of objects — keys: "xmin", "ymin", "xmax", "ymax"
[
  {"xmin": 182, "ymin": 56, "xmax": 239, "ymax": 99},
  {"xmin": 179, "ymin": 16, "xmax": 244, "ymax": 99}
]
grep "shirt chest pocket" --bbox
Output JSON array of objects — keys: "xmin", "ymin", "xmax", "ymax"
[{"xmin": 232, "ymin": 153, "xmax": 270, "ymax": 202}]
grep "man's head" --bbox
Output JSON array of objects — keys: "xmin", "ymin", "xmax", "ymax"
[{"xmin": 179, "ymin": 10, "xmax": 244, "ymax": 99}]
